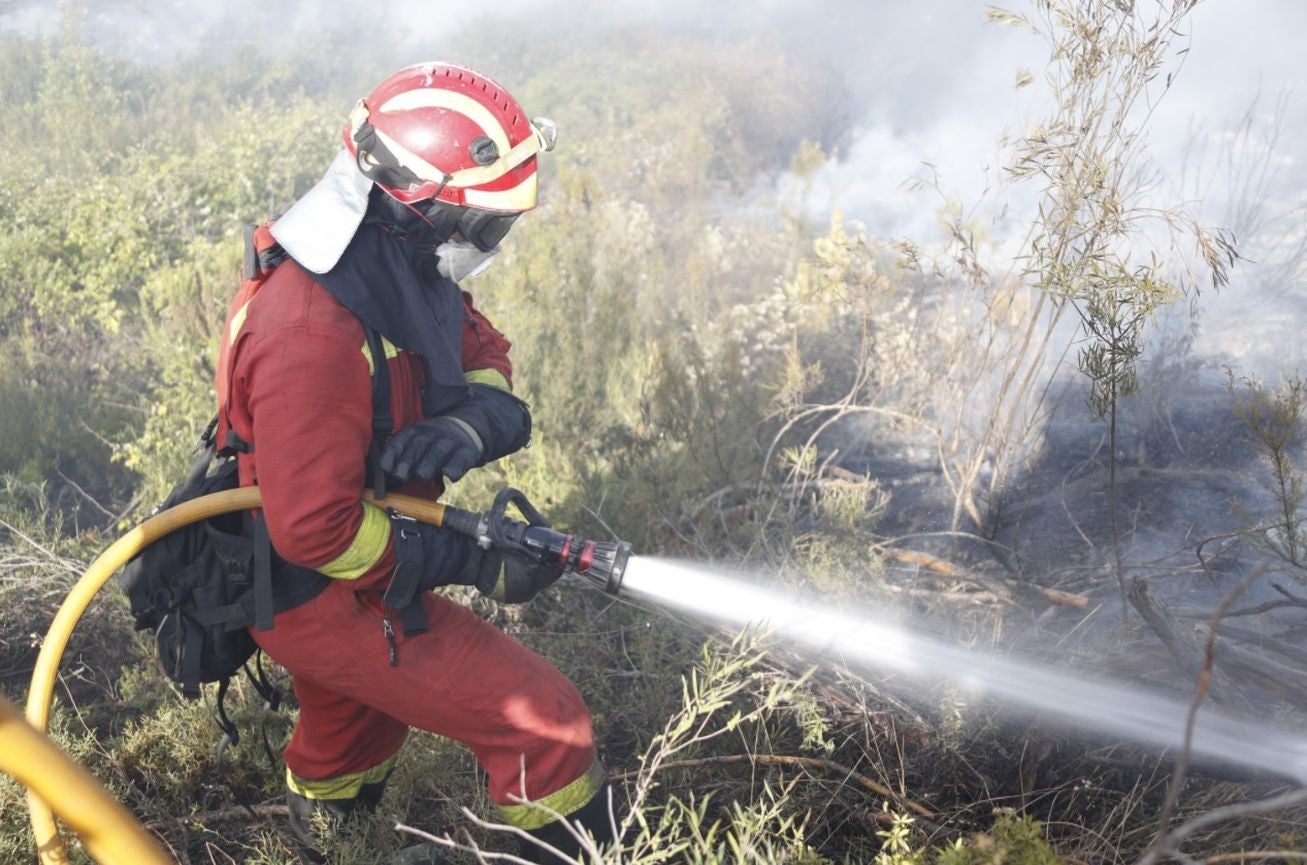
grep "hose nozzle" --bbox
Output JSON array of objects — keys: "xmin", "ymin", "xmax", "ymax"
[
  {"xmin": 440, "ymin": 488, "xmax": 631, "ymax": 596},
  {"xmin": 573, "ymin": 538, "xmax": 631, "ymax": 595},
  {"xmin": 518, "ymin": 527, "xmax": 629, "ymax": 595}
]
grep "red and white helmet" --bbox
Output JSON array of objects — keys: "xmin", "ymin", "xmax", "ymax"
[
  {"xmin": 344, "ymin": 62, "xmax": 557, "ymax": 214},
  {"xmin": 271, "ymin": 62, "xmax": 556, "ymax": 273}
]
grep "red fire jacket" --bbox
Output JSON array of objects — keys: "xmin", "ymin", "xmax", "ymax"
[
  {"xmin": 216, "ymin": 258, "xmax": 514, "ymax": 589},
  {"xmin": 214, "ymin": 258, "xmax": 601, "ymax": 815}
]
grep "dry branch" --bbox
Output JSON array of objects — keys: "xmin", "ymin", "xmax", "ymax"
[
  {"xmin": 1127, "ymin": 578, "xmax": 1249, "ymax": 708},
  {"xmin": 609, "ymin": 752, "xmax": 936, "ymax": 820},
  {"xmin": 1141, "ymin": 788, "xmax": 1307, "ymax": 865},
  {"xmin": 144, "ymin": 804, "xmax": 287, "ymax": 829},
  {"xmin": 1202, "ymin": 854, "xmax": 1307, "ymax": 864},
  {"xmin": 1181, "ymin": 583, "xmax": 1307, "ymax": 619},
  {"xmin": 884, "ymin": 547, "xmax": 1090, "ymax": 608},
  {"xmin": 1204, "ymin": 623, "xmax": 1307, "ymax": 667}
]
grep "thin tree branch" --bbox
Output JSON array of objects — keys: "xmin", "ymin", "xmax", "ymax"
[
  {"xmin": 145, "ymin": 804, "xmax": 287, "ymax": 829},
  {"xmin": 608, "ymin": 753, "xmax": 935, "ymax": 820},
  {"xmin": 1142, "ymin": 789, "xmax": 1307, "ymax": 864},
  {"xmin": 1203, "ymin": 853, "xmax": 1307, "ymax": 864},
  {"xmin": 54, "ymin": 469, "xmax": 119, "ymax": 521},
  {"xmin": 1141, "ymin": 561, "xmax": 1268, "ymax": 864}
]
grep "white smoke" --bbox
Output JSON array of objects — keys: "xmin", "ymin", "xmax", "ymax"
[
  {"xmin": 4, "ymin": 0, "xmax": 1302, "ymax": 370},
  {"xmin": 770, "ymin": 1, "xmax": 1307, "ymax": 377}
]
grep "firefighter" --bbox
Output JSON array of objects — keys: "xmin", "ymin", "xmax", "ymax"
[{"xmin": 214, "ymin": 63, "xmax": 613, "ymax": 863}]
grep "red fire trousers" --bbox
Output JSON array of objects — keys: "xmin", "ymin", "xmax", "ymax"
[{"xmin": 251, "ymin": 582, "xmax": 602, "ymax": 824}]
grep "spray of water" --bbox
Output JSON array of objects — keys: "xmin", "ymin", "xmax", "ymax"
[{"xmin": 622, "ymin": 557, "xmax": 1307, "ymax": 785}]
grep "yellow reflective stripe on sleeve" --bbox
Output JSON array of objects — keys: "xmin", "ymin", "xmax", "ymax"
[
  {"xmin": 465, "ymin": 367, "xmax": 510, "ymax": 391},
  {"xmin": 317, "ymin": 502, "xmax": 390, "ymax": 580},
  {"xmin": 228, "ymin": 300, "xmax": 252, "ymax": 347},
  {"xmin": 496, "ymin": 759, "xmax": 607, "ymax": 830},
  {"xmin": 360, "ymin": 334, "xmax": 401, "ymax": 375},
  {"xmin": 286, "ymin": 752, "xmax": 399, "ymax": 800},
  {"xmin": 487, "ymin": 566, "xmax": 507, "ymax": 602}
]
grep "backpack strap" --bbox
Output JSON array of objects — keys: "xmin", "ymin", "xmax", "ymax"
[
  {"xmin": 180, "ymin": 619, "xmax": 205, "ymax": 700},
  {"xmin": 248, "ymin": 653, "xmax": 285, "ymax": 771},
  {"xmin": 253, "ymin": 516, "xmax": 275, "ymax": 632},
  {"xmin": 242, "ymin": 222, "xmax": 288, "ymax": 280},
  {"xmin": 382, "ymin": 511, "xmax": 429, "ymax": 637},
  {"xmin": 214, "ymin": 677, "xmax": 241, "ymax": 749},
  {"xmin": 363, "ymin": 325, "xmax": 393, "ymax": 499},
  {"xmin": 362, "ymin": 326, "xmax": 430, "ymax": 638},
  {"xmin": 252, "ymin": 519, "xmax": 330, "ymax": 632}
]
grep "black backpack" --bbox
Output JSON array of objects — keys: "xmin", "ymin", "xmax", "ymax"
[
  {"xmin": 120, "ymin": 228, "xmax": 397, "ymax": 745},
  {"xmin": 118, "ymin": 420, "xmax": 303, "ymax": 743},
  {"xmin": 120, "ymin": 355, "xmax": 393, "ymax": 750}
]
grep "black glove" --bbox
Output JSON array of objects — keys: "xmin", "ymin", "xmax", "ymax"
[
  {"xmin": 383, "ymin": 514, "xmax": 558, "ymax": 638},
  {"xmin": 388, "ymin": 515, "xmax": 556, "ymax": 598},
  {"xmin": 382, "ymin": 416, "xmax": 483, "ymax": 482},
  {"xmin": 384, "ymin": 515, "xmax": 480, "ymax": 636},
  {"xmin": 382, "ymin": 385, "xmax": 531, "ymax": 484},
  {"xmin": 474, "ymin": 553, "xmax": 565, "ymax": 604},
  {"xmin": 391, "ymin": 517, "xmax": 481, "ymax": 593},
  {"xmin": 406, "ymin": 523, "xmax": 560, "ymax": 605}
]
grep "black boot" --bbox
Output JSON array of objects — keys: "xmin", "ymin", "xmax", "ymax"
[
  {"xmin": 286, "ymin": 770, "xmax": 395, "ymax": 864},
  {"xmin": 286, "ymin": 789, "xmax": 359, "ymax": 864},
  {"xmin": 517, "ymin": 783, "xmax": 617, "ymax": 864},
  {"xmin": 287, "ymin": 783, "xmax": 451, "ymax": 865}
]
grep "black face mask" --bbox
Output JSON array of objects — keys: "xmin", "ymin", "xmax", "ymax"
[
  {"xmin": 363, "ymin": 187, "xmax": 456, "ymax": 249},
  {"xmin": 365, "ymin": 188, "xmax": 519, "ymax": 254},
  {"xmin": 361, "ymin": 188, "xmax": 447, "ymax": 283},
  {"xmin": 417, "ymin": 199, "xmax": 520, "ymax": 252}
]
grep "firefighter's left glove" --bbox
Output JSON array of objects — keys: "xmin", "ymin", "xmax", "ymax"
[
  {"xmin": 388, "ymin": 515, "xmax": 480, "ymax": 594},
  {"xmin": 384, "ymin": 513, "xmax": 483, "ymax": 636},
  {"xmin": 382, "ymin": 385, "xmax": 531, "ymax": 484},
  {"xmin": 389, "ymin": 512, "xmax": 561, "ymax": 606},
  {"xmin": 474, "ymin": 553, "xmax": 566, "ymax": 605}
]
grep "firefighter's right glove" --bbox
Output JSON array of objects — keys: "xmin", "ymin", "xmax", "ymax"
[
  {"xmin": 382, "ymin": 416, "xmax": 483, "ymax": 483},
  {"xmin": 473, "ymin": 553, "xmax": 565, "ymax": 604},
  {"xmin": 382, "ymin": 385, "xmax": 531, "ymax": 484}
]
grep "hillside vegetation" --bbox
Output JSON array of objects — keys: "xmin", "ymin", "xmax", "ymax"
[{"xmin": 1, "ymin": 3, "xmax": 1304, "ymax": 863}]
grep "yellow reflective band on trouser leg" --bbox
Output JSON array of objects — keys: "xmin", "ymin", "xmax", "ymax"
[
  {"xmin": 317, "ymin": 502, "xmax": 391, "ymax": 580},
  {"xmin": 464, "ymin": 367, "xmax": 511, "ymax": 391},
  {"xmin": 497, "ymin": 759, "xmax": 607, "ymax": 830},
  {"xmin": 286, "ymin": 752, "xmax": 399, "ymax": 801}
]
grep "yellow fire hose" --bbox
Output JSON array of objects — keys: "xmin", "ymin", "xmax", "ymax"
[
  {"xmin": 1, "ymin": 693, "xmax": 174, "ymax": 865},
  {"xmin": 21, "ymin": 488, "xmax": 448, "ymax": 865}
]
